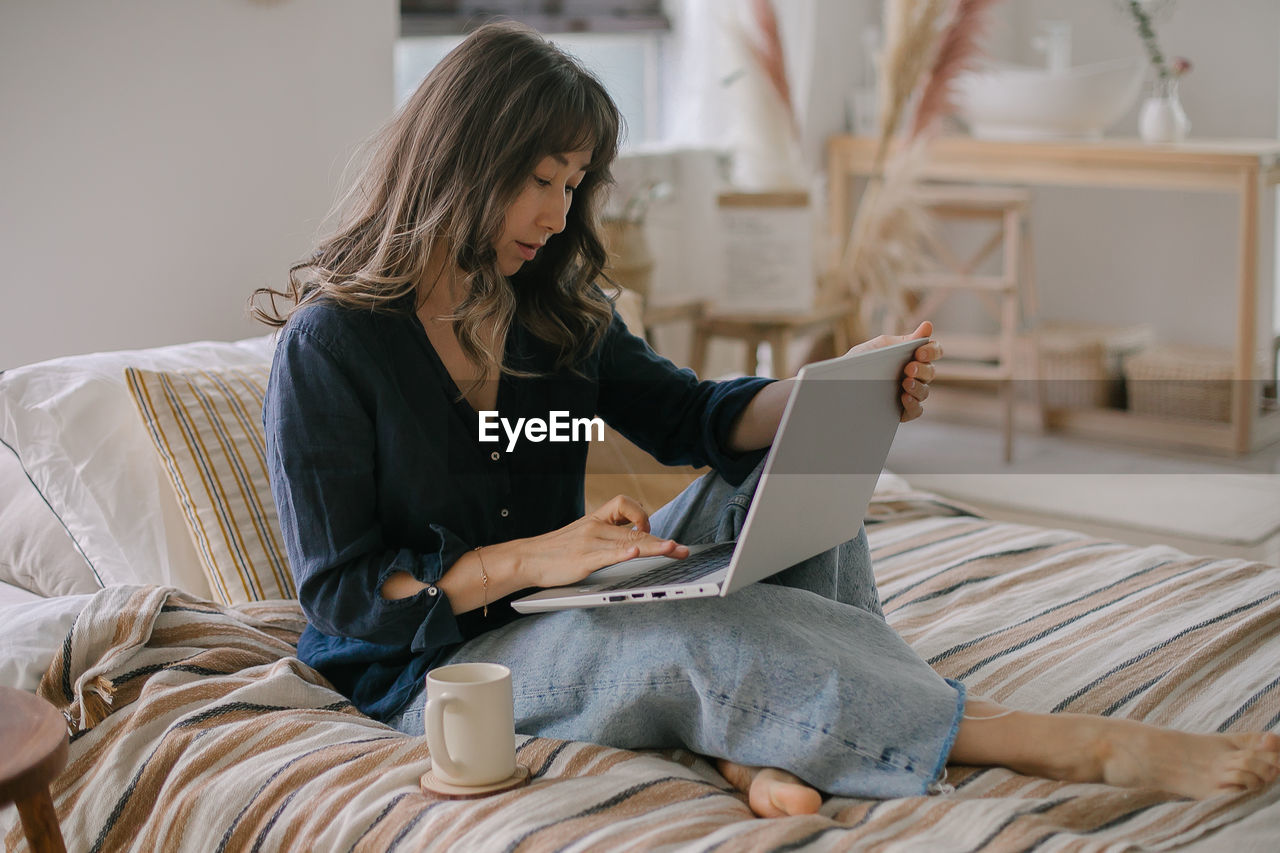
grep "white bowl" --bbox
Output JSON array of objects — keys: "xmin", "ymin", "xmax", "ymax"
[{"xmin": 954, "ymin": 57, "xmax": 1147, "ymax": 141}]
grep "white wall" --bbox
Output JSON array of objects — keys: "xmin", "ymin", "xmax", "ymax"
[
  {"xmin": 0, "ymin": 0, "xmax": 397, "ymax": 369},
  {"xmin": 774, "ymin": 0, "xmax": 876, "ymax": 174},
  {"xmin": 994, "ymin": 0, "xmax": 1280, "ymax": 352},
  {"xmin": 658, "ymin": 0, "xmax": 1280, "ymax": 360},
  {"xmin": 8, "ymin": 1, "xmax": 1272, "ymax": 368},
  {"xmin": 660, "ymin": 0, "xmax": 876, "ymax": 178},
  {"xmin": 733, "ymin": 0, "xmax": 1280, "ymax": 355},
  {"xmin": 1000, "ymin": 0, "xmax": 1280, "ymax": 139}
]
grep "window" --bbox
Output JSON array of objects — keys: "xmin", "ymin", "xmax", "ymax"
[
  {"xmin": 399, "ymin": 1, "xmax": 669, "ymax": 36},
  {"xmin": 395, "ymin": 3, "xmax": 669, "ymax": 145}
]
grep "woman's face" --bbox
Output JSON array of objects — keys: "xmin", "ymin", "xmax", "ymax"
[{"xmin": 495, "ymin": 149, "xmax": 592, "ymax": 276}]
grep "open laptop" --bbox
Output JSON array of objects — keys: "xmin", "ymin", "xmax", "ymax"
[{"xmin": 511, "ymin": 337, "xmax": 922, "ymax": 613}]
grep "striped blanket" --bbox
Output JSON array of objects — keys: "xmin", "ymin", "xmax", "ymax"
[{"xmin": 10, "ymin": 492, "xmax": 1280, "ymax": 852}]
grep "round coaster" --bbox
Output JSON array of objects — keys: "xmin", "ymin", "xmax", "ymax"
[{"xmin": 420, "ymin": 763, "xmax": 531, "ymax": 799}]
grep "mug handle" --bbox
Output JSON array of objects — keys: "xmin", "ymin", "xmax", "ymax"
[{"xmin": 425, "ymin": 692, "xmax": 464, "ymax": 780}]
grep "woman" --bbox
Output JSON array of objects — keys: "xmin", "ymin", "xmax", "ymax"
[{"xmin": 256, "ymin": 22, "xmax": 1278, "ymax": 817}]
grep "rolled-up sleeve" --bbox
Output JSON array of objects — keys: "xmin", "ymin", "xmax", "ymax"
[
  {"xmin": 264, "ymin": 322, "xmax": 467, "ymax": 653},
  {"xmin": 595, "ymin": 310, "xmax": 774, "ymax": 485}
]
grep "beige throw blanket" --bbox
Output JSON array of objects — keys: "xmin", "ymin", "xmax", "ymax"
[{"xmin": 11, "ymin": 496, "xmax": 1280, "ymax": 851}]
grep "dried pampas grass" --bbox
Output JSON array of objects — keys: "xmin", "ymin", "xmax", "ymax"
[
  {"xmin": 729, "ymin": 0, "xmax": 808, "ymax": 188},
  {"xmin": 834, "ymin": 0, "xmax": 1005, "ymax": 340},
  {"xmin": 743, "ymin": 0, "xmax": 798, "ymax": 140},
  {"xmin": 839, "ymin": 139, "xmax": 937, "ymax": 336},
  {"xmin": 911, "ymin": 0, "xmax": 1004, "ymax": 139},
  {"xmin": 875, "ymin": 0, "xmax": 950, "ymax": 170}
]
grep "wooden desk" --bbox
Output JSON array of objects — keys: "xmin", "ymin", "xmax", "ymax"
[{"xmin": 828, "ymin": 135, "xmax": 1280, "ymax": 454}]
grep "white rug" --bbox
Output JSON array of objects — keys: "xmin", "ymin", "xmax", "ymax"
[
  {"xmin": 887, "ymin": 421, "xmax": 1280, "ymax": 562},
  {"xmin": 904, "ymin": 473, "xmax": 1280, "ymax": 545}
]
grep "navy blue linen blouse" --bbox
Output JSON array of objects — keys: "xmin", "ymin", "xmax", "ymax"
[{"xmin": 264, "ymin": 296, "xmax": 773, "ymax": 721}]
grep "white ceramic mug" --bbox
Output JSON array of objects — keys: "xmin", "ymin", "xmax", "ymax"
[{"xmin": 425, "ymin": 662, "xmax": 516, "ymax": 787}]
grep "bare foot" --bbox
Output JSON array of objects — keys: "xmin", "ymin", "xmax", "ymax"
[
  {"xmin": 716, "ymin": 758, "xmax": 823, "ymax": 818},
  {"xmin": 955, "ymin": 705, "xmax": 1280, "ymax": 800},
  {"xmin": 1081, "ymin": 720, "xmax": 1280, "ymax": 799}
]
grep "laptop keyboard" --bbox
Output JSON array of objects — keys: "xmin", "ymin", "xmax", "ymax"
[{"xmin": 607, "ymin": 541, "xmax": 737, "ymax": 590}]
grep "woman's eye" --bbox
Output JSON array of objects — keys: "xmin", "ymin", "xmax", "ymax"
[
  {"xmin": 533, "ymin": 177, "xmax": 552, "ymax": 187},
  {"xmin": 566, "ymin": 185, "xmax": 578, "ymax": 196}
]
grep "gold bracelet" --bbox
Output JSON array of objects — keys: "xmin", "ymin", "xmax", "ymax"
[{"xmin": 475, "ymin": 546, "xmax": 489, "ymax": 617}]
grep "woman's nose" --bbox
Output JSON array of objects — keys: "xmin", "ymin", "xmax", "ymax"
[{"xmin": 538, "ymin": 194, "xmax": 569, "ymax": 235}]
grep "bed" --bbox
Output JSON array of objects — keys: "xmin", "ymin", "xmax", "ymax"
[{"xmin": 2, "ymin": 333, "xmax": 1279, "ymax": 852}]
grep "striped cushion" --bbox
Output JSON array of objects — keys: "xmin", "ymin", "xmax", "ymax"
[{"xmin": 125, "ymin": 365, "xmax": 294, "ymax": 604}]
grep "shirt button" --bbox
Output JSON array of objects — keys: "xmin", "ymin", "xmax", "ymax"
[
  {"xmin": 499, "ymin": 508, "xmax": 509, "ymax": 518},
  {"xmin": 490, "ymin": 451, "xmax": 500, "ymax": 461},
  {"xmin": 426, "ymin": 585, "xmax": 438, "ymax": 597}
]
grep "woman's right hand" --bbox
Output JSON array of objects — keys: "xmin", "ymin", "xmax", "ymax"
[
  {"xmin": 422, "ymin": 496, "xmax": 690, "ymax": 613},
  {"xmin": 519, "ymin": 494, "xmax": 689, "ymax": 588}
]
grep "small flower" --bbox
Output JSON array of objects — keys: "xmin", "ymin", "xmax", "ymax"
[
  {"xmin": 1171, "ymin": 57, "xmax": 1192, "ymax": 78},
  {"xmin": 1125, "ymin": 0, "xmax": 1185, "ymax": 81}
]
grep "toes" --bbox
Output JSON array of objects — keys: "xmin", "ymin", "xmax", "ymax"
[
  {"xmin": 1229, "ymin": 753, "xmax": 1280, "ymax": 786},
  {"xmin": 1222, "ymin": 734, "xmax": 1280, "ymax": 784},
  {"xmin": 748, "ymin": 788, "xmax": 789, "ymax": 819},
  {"xmin": 751, "ymin": 769, "xmax": 823, "ymax": 818},
  {"xmin": 1231, "ymin": 732, "xmax": 1280, "ymax": 752},
  {"xmin": 1218, "ymin": 768, "xmax": 1267, "ymax": 793},
  {"xmin": 768, "ymin": 782, "xmax": 822, "ymax": 816},
  {"xmin": 1250, "ymin": 755, "xmax": 1280, "ymax": 784},
  {"xmin": 715, "ymin": 758, "xmax": 756, "ymax": 796}
]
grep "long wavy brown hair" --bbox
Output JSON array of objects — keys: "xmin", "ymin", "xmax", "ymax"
[{"xmin": 250, "ymin": 21, "xmax": 621, "ymax": 375}]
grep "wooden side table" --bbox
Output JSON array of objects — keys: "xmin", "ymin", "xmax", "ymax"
[
  {"xmin": 828, "ymin": 134, "xmax": 1280, "ymax": 454},
  {"xmin": 0, "ymin": 687, "xmax": 69, "ymax": 853}
]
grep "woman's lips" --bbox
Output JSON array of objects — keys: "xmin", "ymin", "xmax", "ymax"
[{"xmin": 516, "ymin": 241, "xmax": 540, "ymax": 261}]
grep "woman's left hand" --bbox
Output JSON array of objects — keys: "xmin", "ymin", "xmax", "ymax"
[{"xmin": 848, "ymin": 321, "xmax": 942, "ymax": 423}]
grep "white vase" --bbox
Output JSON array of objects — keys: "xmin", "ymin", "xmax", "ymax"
[
  {"xmin": 728, "ymin": 58, "xmax": 807, "ymax": 190},
  {"xmin": 1138, "ymin": 78, "xmax": 1190, "ymax": 143}
]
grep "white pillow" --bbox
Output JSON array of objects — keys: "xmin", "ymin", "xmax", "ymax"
[
  {"xmin": 0, "ymin": 444, "xmax": 101, "ymax": 595},
  {"xmin": 0, "ymin": 336, "xmax": 276, "ymax": 594},
  {"xmin": 0, "ymin": 578, "xmax": 45, "ymax": 609},
  {"xmin": 0, "ymin": 586, "xmax": 92, "ymax": 692}
]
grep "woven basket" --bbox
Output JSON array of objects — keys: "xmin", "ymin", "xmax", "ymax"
[
  {"xmin": 1018, "ymin": 324, "xmax": 1153, "ymax": 409},
  {"xmin": 1123, "ymin": 345, "xmax": 1268, "ymax": 422}
]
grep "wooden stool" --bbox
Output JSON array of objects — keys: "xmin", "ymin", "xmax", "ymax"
[
  {"xmin": 690, "ymin": 301, "xmax": 856, "ymax": 378},
  {"xmin": 639, "ymin": 299, "xmax": 707, "ymax": 354},
  {"xmin": 897, "ymin": 185, "xmax": 1040, "ymax": 463},
  {"xmin": 0, "ymin": 687, "xmax": 69, "ymax": 853}
]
